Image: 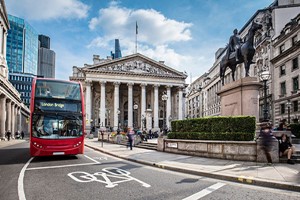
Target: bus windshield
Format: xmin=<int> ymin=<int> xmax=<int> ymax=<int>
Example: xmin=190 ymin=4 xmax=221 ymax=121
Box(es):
xmin=35 ymin=79 xmax=81 ymax=100
xmin=32 ymin=113 xmax=83 ymax=139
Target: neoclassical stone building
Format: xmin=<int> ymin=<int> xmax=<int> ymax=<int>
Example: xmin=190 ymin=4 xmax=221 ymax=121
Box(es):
xmin=70 ymin=53 xmax=187 ymax=131
xmin=0 ymin=0 xmax=30 ymax=140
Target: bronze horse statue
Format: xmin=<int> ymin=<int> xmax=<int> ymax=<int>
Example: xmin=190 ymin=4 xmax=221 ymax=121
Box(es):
xmin=220 ymin=22 xmax=262 ymax=85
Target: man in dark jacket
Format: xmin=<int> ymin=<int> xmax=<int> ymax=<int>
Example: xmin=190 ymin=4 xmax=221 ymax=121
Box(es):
xmin=6 ymin=130 xmax=11 ymax=141
xmin=260 ymin=122 xmax=273 ymax=164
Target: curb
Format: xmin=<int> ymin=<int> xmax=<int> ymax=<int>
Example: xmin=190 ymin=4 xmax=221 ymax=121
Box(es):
xmin=85 ymin=143 xmax=300 ymax=192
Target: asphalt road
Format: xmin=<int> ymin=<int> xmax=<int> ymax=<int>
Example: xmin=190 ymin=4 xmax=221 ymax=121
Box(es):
xmin=1 ymin=141 xmax=300 ymax=200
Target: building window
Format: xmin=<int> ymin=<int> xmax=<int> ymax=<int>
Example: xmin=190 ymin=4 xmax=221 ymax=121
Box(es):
xmin=280 ymin=82 xmax=286 ymax=95
xmin=279 ymin=44 xmax=285 ymax=54
xmin=280 ymin=65 xmax=286 ymax=76
xmin=280 ymin=103 xmax=285 ymax=114
xmin=293 ymin=100 xmax=298 ymax=112
xmin=292 ymin=57 xmax=299 ymax=70
xmin=292 ymin=35 xmax=297 ymax=46
xmin=293 ymin=76 xmax=299 ymax=91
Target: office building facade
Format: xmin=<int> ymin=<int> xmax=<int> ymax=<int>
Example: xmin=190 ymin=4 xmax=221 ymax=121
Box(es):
xmin=6 ymin=14 xmax=38 ymax=74
xmin=6 ymin=14 xmax=38 ymax=107
xmin=38 ymin=35 xmax=55 ymax=78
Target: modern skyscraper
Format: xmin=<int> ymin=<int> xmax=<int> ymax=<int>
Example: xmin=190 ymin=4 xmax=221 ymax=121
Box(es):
xmin=114 ymin=39 xmax=122 ymax=59
xmin=111 ymin=39 xmax=122 ymax=59
xmin=6 ymin=14 xmax=38 ymax=107
xmin=38 ymin=34 xmax=50 ymax=49
xmin=38 ymin=35 xmax=56 ymax=78
xmin=6 ymin=14 xmax=38 ymax=74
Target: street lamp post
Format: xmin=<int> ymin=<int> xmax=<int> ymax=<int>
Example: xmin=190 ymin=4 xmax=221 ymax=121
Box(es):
xmin=133 ymin=103 xmax=138 ymax=129
xmin=259 ymin=70 xmax=271 ymax=122
xmin=286 ymin=100 xmax=291 ymax=124
xmin=162 ymin=92 xmax=168 ymax=135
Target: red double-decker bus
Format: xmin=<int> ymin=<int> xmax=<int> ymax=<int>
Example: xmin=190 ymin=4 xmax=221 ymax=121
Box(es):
xmin=30 ymin=78 xmax=85 ymax=157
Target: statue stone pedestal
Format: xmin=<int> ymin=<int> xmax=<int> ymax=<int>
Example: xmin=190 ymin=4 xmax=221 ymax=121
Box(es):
xmin=217 ymin=77 xmax=261 ymax=121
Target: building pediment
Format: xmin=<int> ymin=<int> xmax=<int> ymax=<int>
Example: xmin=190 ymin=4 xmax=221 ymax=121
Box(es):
xmin=84 ymin=53 xmax=187 ymax=78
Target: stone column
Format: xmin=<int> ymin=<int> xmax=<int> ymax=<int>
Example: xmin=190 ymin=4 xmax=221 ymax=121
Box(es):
xmin=6 ymin=99 xmax=11 ymax=133
xmin=85 ymin=80 xmax=92 ymax=129
xmin=14 ymin=105 xmax=18 ymax=135
xmin=127 ymin=83 xmax=134 ymax=129
xmin=0 ymin=95 xmax=6 ymax=140
xmin=166 ymin=85 xmax=172 ymax=129
xmin=18 ymin=107 xmax=22 ymax=133
xmin=140 ymin=83 xmax=147 ymax=128
xmin=100 ymin=81 xmax=106 ymax=128
xmin=113 ymin=82 xmax=120 ymax=130
xmin=0 ymin=27 xmax=3 ymax=54
xmin=178 ymin=87 xmax=183 ymax=120
xmin=11 ymin=102 xmax=15 ymax=138
xmin=153 ymin=84 xmax=159 ymax=130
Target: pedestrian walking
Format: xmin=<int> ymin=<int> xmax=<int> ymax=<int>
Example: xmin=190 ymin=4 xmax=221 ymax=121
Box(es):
xmin=126 ymin=128 xmax=135 ymax=150
xmin=21 ymin=131 xmax=25 ymax=139
xmin=259 ymin=122 xmax=273 ymax=165
xmin=6 ymin=130 xmax=11 ymax=141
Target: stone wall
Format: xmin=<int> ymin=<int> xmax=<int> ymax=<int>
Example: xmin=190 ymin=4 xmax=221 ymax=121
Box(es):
xmin=157 ymin=137 xmax=279 ymax=162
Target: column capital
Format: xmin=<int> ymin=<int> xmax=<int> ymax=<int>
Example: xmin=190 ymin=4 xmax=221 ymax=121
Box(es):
xmin=85 ymin=80 xmax=92 ymax=84
xmin=177 ymin=85 xmax=185 ymax=91
xmin=113 ymin=81 xmax=120 ymax=86
xmin=0 ymin=93 xmax=6 ymax=99
xmin=6 ymin=98 xmax=11 ymax=103
xmin=140 ymin=83 xmax=147 ymax=87
xmin=153 ymin=84 xmax=160 ymax=88
xmin=99 ymin=81 xmax=107 ymax=85
xmin=127 ymin=82 xmax=134 ymax=86
xmin=165 ymin=85 xmax=172 ymax=89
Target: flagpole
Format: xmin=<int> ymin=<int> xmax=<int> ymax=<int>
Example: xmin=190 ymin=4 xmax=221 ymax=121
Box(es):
xmin=135 ymin=21 xmax=138 ymax=54
xmin=135 ymin=31 xmax=137 ymax=54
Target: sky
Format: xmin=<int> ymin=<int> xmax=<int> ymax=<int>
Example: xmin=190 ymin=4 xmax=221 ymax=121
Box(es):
xmin=6 ymin=0 xmax=274 ymax=84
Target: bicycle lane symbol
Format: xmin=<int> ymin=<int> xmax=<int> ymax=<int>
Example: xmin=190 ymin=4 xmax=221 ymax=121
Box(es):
xmin=68 ymin=167 xmax=151 ymax=188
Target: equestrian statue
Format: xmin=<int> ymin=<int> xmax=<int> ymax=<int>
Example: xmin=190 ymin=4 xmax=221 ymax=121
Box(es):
xmin=220 ymin=21 xmax=262 ymax=85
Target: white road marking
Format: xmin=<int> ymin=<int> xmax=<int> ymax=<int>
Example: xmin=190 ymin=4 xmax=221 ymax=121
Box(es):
xmin=84 ymin=155 xmax=101 ymax=163
xmin=92 ymin=156 xmax=108 ymax=161
xmin=68 ymin=167 xmax=151 ymax=188
xmin=18 ymin=157 xmax=34 ymax=200
xmin=26 ymin=162 xmax=100 ymax=171
xmin=182 ymin=182 xmax=226 ymax=200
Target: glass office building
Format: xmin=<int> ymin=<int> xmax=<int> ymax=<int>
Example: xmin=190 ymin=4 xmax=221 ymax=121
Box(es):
xmin=9 ymin=73 xmax=35 ymax=107
xmin=6 ymin=15 xmax=38 ymax=107
xmin=6 ymin=15 xmax=38 ymax=74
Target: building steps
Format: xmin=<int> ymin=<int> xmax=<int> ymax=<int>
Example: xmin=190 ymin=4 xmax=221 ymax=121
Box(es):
xmin=279 ymin=150 xmax=300 ymax=164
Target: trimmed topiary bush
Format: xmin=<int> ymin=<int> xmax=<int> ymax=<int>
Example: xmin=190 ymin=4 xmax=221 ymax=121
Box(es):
xmin=169 ymin=116 xmax=256 ymax=141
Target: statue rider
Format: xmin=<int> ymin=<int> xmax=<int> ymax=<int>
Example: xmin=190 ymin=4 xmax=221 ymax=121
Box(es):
xmin=228 ymin=29 xmax=242 ymax=62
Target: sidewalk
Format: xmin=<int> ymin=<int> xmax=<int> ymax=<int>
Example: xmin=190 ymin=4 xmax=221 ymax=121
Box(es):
xmin=0 ymin=139 xmax=27 ymax=148
xmin=85 ymin=138 xmax=300 ymax=192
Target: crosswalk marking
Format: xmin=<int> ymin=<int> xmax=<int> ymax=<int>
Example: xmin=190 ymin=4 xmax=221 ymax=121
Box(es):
xmin=182 ymin=182 xmax=226 ymax=200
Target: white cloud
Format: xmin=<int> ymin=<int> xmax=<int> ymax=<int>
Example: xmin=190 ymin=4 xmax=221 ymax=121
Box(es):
xmin=86 ymin=4 xmax=216 ymax=85
xmin=88 ymin=5 xmax=192 ymax=45
xmin=6 ymin=0 xmax=89 ymax=20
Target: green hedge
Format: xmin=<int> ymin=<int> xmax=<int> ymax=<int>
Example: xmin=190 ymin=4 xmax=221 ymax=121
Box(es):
xmin=167 ymin=132 xmax=255 ymax=141
xmin=169 ymin=116 xmax=256 ymax=141
xmin=171 ymin=116 xmax=255 ymax=134
xmin=290 ymin=123 xmax=300 ymax=138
